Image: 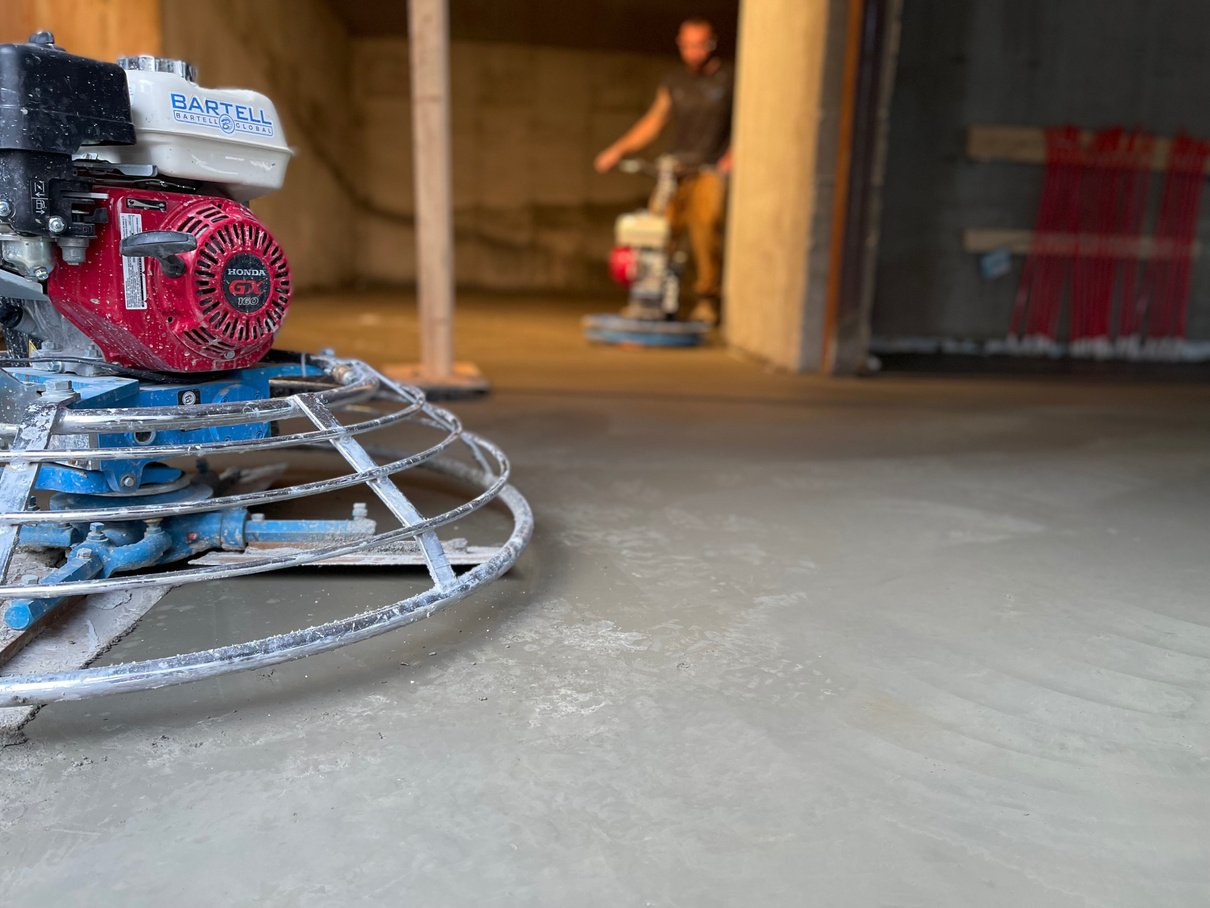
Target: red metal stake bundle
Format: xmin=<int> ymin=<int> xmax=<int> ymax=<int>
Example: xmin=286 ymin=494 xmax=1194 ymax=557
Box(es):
xmin=1071 ymin=128 xmax=1127 ymax=344
xmin=1010 ymin=125 xmax=1210 ymax=354
xmin=1012 ymin=126 xmax=1084 ymax=340
xmin=1140 ymin=134 xmax=1209 ymax=341
xmin=1171 ymin=138 xmax=1210 ymax=338
xmin=1115 ymin=130 xmax=1155 ymax=341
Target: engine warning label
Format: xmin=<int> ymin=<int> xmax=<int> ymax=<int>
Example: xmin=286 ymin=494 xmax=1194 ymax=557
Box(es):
xmin=30 ymin=179 xmax=49 ymax=217
xmin=222 ymin=253 xmax=271 ymax=314
xmin=118 ymin=212 xmax=147 ymax=310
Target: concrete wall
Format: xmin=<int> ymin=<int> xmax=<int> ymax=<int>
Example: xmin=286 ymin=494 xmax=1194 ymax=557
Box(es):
xmin=875 ymin=0 xmax=1210 ymax=341
xmin=354 ymin=38 xmax=672 ymax=292
xmin=336 ymin=0 xmax=740 ymax=58
xmin=723 ymin=0 xmax=849 ymax=372
xmin=162 ymin=0 xmax=358 ymax=291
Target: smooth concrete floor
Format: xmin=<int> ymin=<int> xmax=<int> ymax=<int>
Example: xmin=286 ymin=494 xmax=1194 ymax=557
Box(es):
xmin=4 ymin=292 xmax=1210 ymax=906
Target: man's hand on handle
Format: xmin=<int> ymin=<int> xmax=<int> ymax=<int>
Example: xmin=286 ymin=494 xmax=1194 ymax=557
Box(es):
xmin=594 ymin=146 xmax=624 ymax=174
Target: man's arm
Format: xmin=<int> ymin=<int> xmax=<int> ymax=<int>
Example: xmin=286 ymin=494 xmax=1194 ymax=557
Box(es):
xmin=594 ymin=87 xmax=672 ymax=173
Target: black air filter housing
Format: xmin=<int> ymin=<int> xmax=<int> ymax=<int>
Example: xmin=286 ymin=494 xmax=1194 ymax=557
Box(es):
xmin=0 ymin=33 xmax=135 ymax=236
xmin=0 ymin=34 xmax=134 ymax=152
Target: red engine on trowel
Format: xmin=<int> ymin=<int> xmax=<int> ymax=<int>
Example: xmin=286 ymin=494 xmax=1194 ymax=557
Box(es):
xmin=0 ymin=32 xmax=294 ymax=375
xmin=583 ymin=155 xmax=709 ymax=347
xmin=607 ymin=156 xmax=684 ymax=321
xmin=48 ymin=188 xmax=290 ymax=372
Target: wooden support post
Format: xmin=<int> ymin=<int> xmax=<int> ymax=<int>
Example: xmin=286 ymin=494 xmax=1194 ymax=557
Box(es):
xmin=386 ymin=0 xmax=485 ymax=396
xmin=409 ymin=0 xmax=453 ymax=379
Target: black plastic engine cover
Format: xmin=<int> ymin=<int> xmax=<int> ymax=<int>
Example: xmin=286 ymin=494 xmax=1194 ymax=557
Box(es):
xmin=0 ymin=38 xmax=134 ymax=153
xmin=0 ymin=35 xmax=134 ymax=236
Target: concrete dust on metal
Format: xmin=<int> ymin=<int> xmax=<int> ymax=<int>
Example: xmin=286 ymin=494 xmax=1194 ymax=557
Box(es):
xmin=3 ymin=293 xmax=1210 ymax=906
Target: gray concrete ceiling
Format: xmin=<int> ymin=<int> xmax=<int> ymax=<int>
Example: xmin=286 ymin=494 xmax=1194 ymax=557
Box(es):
xmin=328 ymin=0 xmax=740 ymax=56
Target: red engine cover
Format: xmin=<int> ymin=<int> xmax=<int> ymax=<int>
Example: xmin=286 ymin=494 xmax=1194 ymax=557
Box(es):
xmin=48 ymin=187 xmax=291 ymax=372
xmin=609 ymin=245 xmax=637 ymax=286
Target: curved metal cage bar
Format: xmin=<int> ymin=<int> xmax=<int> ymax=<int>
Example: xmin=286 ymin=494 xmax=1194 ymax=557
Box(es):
xmin=0 ymin=433 xmax=465 ymax=526
xmin=0 ymin=398 xmax=429 ymax=463
xmin=0 ymin=358 xmax=533 ymax=704
xmin=0 ymin=460 xmax=533 ymax=705
xmin=0 ymin=446 xmax=511 ymax=598
xmin=0 ymin=355 xmax=385 ymax=438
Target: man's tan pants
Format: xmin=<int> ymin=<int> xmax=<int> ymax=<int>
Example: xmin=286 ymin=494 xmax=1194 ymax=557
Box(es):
xmin=664 ymin=170 xmax=726 ymax=305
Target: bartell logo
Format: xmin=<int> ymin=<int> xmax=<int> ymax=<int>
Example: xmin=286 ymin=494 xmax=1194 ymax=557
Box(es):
xmin=169 ymin=93 xmax=275 ymax=138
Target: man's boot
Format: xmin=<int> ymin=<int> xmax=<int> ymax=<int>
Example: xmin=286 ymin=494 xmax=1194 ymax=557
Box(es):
xmin=689 ymin=297 xmax=719 ymax=326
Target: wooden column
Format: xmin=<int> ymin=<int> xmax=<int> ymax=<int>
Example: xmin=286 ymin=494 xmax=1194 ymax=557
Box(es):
xmin=387 ymin=0 xmax=485 ymax=394
xmin=409 ymin=0 xmax=453 ymax=378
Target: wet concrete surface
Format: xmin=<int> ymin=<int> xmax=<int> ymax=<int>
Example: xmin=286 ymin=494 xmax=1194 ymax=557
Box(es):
xmin=4 ymin=293 xmax=1210 ymax=905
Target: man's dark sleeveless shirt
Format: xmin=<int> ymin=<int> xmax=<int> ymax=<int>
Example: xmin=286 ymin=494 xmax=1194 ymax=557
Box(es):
xmin=661 ymin=60 xmax=734 ymax=167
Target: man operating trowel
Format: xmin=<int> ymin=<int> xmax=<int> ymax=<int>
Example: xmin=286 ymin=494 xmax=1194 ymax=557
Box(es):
xmin=594 ymin=17 xmax=734 ymax=327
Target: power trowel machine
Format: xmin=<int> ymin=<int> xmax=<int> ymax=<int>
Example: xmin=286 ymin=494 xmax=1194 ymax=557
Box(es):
xmin=0 ymin=33 xmax=530 ymax=714
xmin=582 ymin=155 xmax=711 ymax=347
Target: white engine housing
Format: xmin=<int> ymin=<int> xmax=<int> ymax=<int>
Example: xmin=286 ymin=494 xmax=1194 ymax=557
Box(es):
xmin=86 ymin=59 xmax=293 ymax=201
xmin=616 ymin=211 xmax=669 ymax=248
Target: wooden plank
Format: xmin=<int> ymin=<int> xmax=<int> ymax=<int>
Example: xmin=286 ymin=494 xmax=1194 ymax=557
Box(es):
xmin=966 ymin=125 xmax=1202 ymax=174
xmin=963 ymin=228 xmax=1201 ymax=259
xmin=966 ymin=126 xmax=1049 ymax=166
xmin=408 ymin=0 xmax=455 ymax=379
